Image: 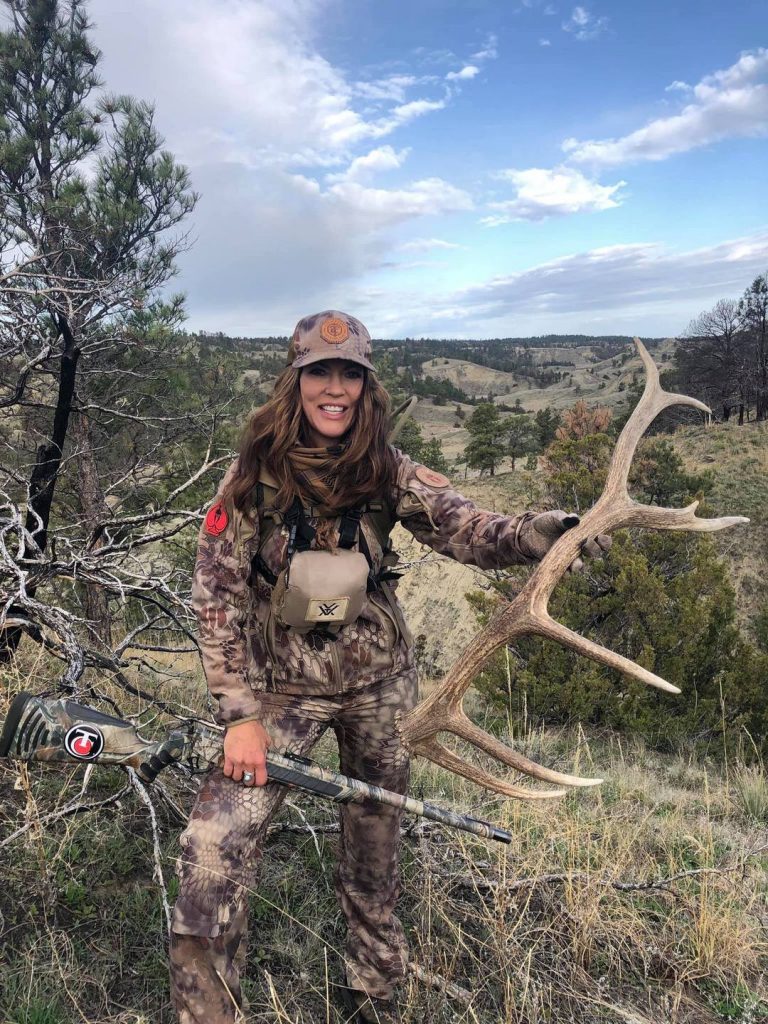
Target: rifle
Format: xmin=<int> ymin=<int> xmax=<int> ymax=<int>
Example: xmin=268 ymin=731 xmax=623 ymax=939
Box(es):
xmin=0 ymin=692 xmax=512 ymax=844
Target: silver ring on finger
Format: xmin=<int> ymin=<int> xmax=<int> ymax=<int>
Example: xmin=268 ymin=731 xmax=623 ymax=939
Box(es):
xmin=242 ymin=772 xmax=254 ymax=784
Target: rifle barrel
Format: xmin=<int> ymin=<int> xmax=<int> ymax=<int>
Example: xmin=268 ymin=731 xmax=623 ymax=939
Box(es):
xmin=0 ymin=693 xmax=513 ymax=844
xmin=266 ymin=750 xmax=512 ymax=844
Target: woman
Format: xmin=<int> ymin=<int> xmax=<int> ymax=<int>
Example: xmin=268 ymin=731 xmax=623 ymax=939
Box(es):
xmin=170 ymin=310 xmax=607 ymax=1023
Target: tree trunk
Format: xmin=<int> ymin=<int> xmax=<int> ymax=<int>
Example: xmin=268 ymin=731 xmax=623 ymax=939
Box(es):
xmin=24 ymin=317 xmax=80 ymax=550
xmin=72 ymin=412 xmax=113 ymax=649
xmin=0 ymin=317 xmax=80 ymax=660
xmin=738 ymin=404 xmax=744 ymax=426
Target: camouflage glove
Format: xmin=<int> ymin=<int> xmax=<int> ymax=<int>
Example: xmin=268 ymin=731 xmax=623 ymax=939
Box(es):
xmin=518 ymin=510 xmax=612 ymax=570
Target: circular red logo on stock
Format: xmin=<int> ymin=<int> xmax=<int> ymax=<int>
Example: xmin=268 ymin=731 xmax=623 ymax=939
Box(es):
xmin=205 ymin=502 xmax=229 ymax=536
xmin=64 ymin=725 xmax=105 ymax=760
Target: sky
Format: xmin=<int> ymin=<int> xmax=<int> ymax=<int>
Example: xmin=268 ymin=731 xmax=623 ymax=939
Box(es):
xmin=88 ymin=0 xmax=768 ymax=339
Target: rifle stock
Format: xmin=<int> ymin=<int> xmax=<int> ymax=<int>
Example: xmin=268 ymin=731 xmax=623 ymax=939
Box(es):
xmin=0 ymin=692 xmax=512 ymax=843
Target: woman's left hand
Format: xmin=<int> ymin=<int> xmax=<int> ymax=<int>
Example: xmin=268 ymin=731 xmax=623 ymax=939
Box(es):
xmin=520 ymin=510 xmax=612 ymax=570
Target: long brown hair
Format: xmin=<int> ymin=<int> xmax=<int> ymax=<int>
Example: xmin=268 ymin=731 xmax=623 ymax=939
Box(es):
xmin=225 ymin=365 xmax=397 ymax=513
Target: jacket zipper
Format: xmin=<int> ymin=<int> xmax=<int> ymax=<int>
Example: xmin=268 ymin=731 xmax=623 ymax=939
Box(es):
xmin=370 ymin=591 xmax=405 ymax=675
xmin=328 ymin=632 xmax=342 ymax=691
xmin=263 ymin=604 xmax=279 ymax=670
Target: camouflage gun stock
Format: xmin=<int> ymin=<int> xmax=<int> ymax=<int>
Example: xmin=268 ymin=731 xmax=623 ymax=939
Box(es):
xmin=0 ymin=692 xmax=512 ymax=844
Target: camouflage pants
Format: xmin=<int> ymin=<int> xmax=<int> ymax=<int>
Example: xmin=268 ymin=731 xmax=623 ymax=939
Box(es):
xmin=170 ymin=669 xmax=418 ymax=1023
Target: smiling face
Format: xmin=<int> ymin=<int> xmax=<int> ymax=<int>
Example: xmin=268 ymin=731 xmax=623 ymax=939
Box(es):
xmin=299 ymin=359 xmax=365 ymax=446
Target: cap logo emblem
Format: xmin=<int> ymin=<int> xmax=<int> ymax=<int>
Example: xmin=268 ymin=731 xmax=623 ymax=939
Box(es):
xmin=320 ymin=318 xmax=349 ymax=345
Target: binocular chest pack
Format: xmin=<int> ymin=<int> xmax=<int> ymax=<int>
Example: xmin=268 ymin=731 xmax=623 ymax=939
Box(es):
xmin=249 ymin=468 xmax=397 ymax=633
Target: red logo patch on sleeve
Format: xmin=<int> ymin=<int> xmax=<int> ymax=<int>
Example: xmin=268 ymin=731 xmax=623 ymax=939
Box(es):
xmin=205 ymin=501 xmax=229 ymax=536
xmin=415 ymin=465 xmax=450 ymax=489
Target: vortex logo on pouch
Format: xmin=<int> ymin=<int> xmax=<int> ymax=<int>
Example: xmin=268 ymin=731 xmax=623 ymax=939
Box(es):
xmin=64 ymin=724 xmax=105 ymax=760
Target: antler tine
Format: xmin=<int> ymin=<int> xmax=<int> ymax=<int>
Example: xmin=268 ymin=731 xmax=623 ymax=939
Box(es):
xmin=410 ymin=736 xmax=569 ymax=801
xmin=535 ymin=616 xmax=680 ymax=694
xmin=454 ymin=710 xmax=602 ymax=787
xmin=621 ymin=499 xmax=748 ymax=534
xmin=602 ymin=339 xmax=709 ymax=502
xmin=399 ymin=339 xmax=749 ymax=800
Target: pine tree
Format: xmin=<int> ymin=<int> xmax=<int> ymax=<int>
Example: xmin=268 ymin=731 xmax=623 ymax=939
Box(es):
xmin=421 ymin=437 xmax=448 ymax=474
xmin=395 ymin=417 xmax=425 ymax=462
xmin=464 ymin=402 xmax=506 ymax=476
xmin=0 ymin=0 xmax=197 ymax=647
xmin=534 ymin=407 xmax=560 ymax=448
xmin=506 ymin=413 xmax=535 ymax=470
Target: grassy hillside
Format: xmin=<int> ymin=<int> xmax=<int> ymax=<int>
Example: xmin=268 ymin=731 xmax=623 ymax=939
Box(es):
xmin=407 ymin=339 xmax=677 ymax=413
xmin=668 ymin=418 xmax=768 ymax=633
xmin=2 ymin=661 xmax=767 ymax=1024
xmin=3 ymin=336 xmax=768 ymax=1023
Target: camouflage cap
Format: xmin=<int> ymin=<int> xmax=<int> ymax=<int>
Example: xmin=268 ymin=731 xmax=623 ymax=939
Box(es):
xmin=287 ymin=310 xmax=375 ymax=372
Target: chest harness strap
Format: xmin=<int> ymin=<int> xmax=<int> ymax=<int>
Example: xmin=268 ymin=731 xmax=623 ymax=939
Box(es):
xmin=249 ymin=492 xmax=399 ymax=593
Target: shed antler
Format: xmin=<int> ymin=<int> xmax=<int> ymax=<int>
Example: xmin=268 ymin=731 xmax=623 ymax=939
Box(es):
xmin=398 ymin=340 xmax=749 ymax=800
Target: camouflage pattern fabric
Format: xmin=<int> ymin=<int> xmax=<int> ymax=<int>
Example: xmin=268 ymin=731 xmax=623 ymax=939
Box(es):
xmin=172 ymin=450 xmax=538 ymax=1021
xmin=190 ymin=449 xmax=535 ymax=721
xmin=171 ymin=674 xmax=416 ymax=1022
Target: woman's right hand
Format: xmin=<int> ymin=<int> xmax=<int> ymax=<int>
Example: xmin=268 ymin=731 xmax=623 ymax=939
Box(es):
xmin=223 ymin=720 xmax=272 ymax=786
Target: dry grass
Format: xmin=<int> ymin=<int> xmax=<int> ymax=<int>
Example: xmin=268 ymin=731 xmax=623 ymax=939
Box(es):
xmin=2 ymin=410 xmax=767 ymax=1021
xmin=732 ymin=764 xmax=768 ymax=824
xmin=1 ymin=652 xmax=767 ymax=1024
xmin=665 ymin=417 xmax=768 ymax=642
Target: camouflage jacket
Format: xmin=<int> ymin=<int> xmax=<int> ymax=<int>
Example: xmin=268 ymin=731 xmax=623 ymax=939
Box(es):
xmin=191 ymin=451 xmax=537 ymax=725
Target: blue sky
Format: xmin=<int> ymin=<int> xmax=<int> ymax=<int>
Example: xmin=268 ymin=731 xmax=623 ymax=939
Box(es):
xmin=91 ymin=0 xmax=767 ymax=338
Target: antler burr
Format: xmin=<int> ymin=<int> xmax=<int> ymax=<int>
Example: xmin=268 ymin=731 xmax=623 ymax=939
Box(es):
xmin=398 ymin=340 xmax=749 ymax=800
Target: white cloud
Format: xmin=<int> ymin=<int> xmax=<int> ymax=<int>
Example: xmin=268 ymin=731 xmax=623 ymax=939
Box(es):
xmin=442 ymin=232 xmax=768 ymax=324
xmin=93 ymin=0 xmax=453 ymax=170
xmin=471 ymin=34 xmax=499 ymax=62
xmin=353 ymin=75 xmax=432 ymax=103
xmin=411 ymin=46 xmax=456 ymax=66
xmin=517 ymin=0 xmax=555 ymax=10
xmin=565 ymin=48 xmax=768 ymax=167
xmin=325 ymin=146 xmax=409 ymax=185
xmin=399 ymin=238 xmax=463 ymax=252
xmin=562 ymin=5 xmax=609 ymax=41
xmin=391 ymin=259 xmax=451 ymax=271
xmin=446 ymin=65 xmax=480 ymax=81
xmin=85 ymin=0 xmax=476 ymax=335
xmin=325 ymin=178 xmax=473 ymax=222
xmin=372 ymin=231 xmax=768 ymax=338
xmin=382 ymin=98 xmax=445 ymax=127
xmin=482 ymin=166 xmax=626 ymax=223
xmin=539 ymin=38 xmax=552 ymax=47
xmin=289 ymin=168 xmax=471 ymax=228
xmin=170 ymin=161 xmax=472 ymax=334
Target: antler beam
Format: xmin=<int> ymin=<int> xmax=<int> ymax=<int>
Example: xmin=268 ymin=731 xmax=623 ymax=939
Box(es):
xmin=398 ymin=340 xmax=749 ymax=800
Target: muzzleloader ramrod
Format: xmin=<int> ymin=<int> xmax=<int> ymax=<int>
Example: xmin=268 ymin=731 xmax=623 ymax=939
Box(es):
xmin=0 ymin=691 xmax=512 ymax=844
